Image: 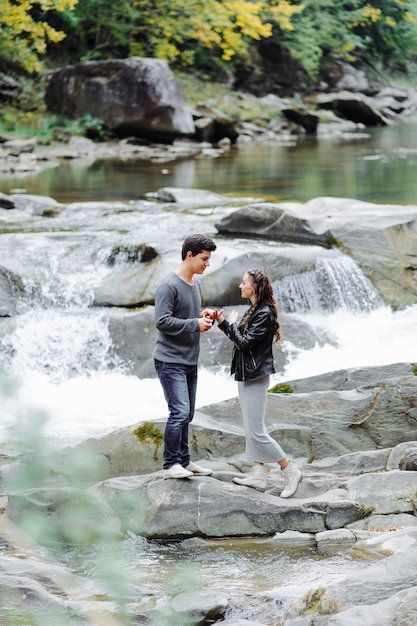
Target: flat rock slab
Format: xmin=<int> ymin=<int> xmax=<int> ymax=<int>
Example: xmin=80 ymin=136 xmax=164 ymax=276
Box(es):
xmin=89 ymin=473 xmax=360 ymax=539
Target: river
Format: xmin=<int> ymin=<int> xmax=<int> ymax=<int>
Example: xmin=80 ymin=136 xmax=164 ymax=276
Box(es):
xmin=1 ymin=121 xmax=417 ymax=624
xmin=1 ymin=122 xmax=417 ymax=204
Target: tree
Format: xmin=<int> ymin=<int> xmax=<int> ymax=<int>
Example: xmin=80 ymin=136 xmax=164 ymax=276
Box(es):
xmin=130 ymin=0 xmax=302 ymax=72
xmin=0 ymin=0 xmax=78 ymax=73
xmin=348 ymin=0 xmax=417 ymax=65
xmin=275 ymin=0 xmax=417 ymax=79
xmin=57 ymin=0 xmax=141 ymax=61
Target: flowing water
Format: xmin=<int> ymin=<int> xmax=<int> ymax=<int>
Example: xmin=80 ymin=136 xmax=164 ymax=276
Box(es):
xmin=1 ymin=121 xmax=417 ymax=624
xmin=58 ymin=536 xmax=378 ymax=625
xmin=2 ymin=122 xmax=417 ymax=204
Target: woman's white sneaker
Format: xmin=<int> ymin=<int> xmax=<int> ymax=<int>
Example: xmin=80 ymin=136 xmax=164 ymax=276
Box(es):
xmin=280 ymin=461 xmax=303 ymax=498
xmin=233 ymin=463 xmax=269 ymax=492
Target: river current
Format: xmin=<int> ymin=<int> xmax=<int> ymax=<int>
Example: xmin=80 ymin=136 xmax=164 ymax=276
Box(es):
xmin=1 ymin=122 xmax=417 ymax=624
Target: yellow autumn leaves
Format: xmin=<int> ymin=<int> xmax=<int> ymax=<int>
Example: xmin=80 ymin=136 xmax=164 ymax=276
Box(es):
xmin=350 ymin=1 xmax=416 ymax=28
xmin=0 ymin=0 xmax=415 ymax=74
xmin=130 ymin=0 xmax=302 ymax=64
xmin=0 ymin=0 xmax=78 ymax=72
xmin=1 ymin=0 xmax=303 ymax=72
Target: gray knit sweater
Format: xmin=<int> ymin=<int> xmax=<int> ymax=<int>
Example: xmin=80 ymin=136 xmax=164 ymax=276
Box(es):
xmin=153 ymin=273 xmax=202 ymax=365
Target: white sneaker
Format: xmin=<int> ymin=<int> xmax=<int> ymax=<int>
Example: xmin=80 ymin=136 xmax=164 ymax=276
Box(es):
xmin=280 ymin=461 xmax=303 ymax=498
xmin=185 ymin=461 xmax=213 ymax=476
xmin=233 ymin=464 xmax=269 ymax=492
xmin=163 ymin=463 xmax=193 ymax=479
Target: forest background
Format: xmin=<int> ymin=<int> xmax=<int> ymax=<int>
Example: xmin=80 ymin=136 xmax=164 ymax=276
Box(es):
xmin=1 ymin=0 xmax=417 ymax=139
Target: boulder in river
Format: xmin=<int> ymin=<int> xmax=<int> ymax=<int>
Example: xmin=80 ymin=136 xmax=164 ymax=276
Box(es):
xmin=45 ymin=57 xmax=195 ymax=142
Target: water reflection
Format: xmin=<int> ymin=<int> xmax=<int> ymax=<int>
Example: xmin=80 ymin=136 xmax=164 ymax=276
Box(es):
xmin=1 ymin=122 xmax=417 ymax=204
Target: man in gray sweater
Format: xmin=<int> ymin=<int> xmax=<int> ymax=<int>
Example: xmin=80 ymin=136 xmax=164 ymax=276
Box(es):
xmin=154 ymin=233 xmax=217 ymax=478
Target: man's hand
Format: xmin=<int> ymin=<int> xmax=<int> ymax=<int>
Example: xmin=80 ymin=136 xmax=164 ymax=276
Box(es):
xmin=198 ymin=316 xmax=213 ymax=332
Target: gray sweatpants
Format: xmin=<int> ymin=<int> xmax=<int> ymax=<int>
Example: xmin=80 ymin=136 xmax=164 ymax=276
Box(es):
xmin=238 ymin=376 xmax=286 ymax=463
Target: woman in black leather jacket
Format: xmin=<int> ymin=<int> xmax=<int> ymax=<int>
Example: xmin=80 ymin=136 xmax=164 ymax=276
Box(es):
xmin=215 ymin=268 xmax=302 ymax=497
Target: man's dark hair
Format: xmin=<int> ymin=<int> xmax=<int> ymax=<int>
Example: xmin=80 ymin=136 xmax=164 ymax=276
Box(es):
xmin=181 ymin=234 xmax=217 ymax=260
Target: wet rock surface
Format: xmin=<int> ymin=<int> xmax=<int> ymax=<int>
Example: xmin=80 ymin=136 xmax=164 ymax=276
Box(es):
xmin=2 ymin=365 xmax=417 ymax=624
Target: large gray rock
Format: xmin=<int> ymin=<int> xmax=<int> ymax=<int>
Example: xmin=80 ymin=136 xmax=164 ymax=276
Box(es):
xmin=88 ymin=474 xmax=359 ymax=538
xmin=283 ymin=362 xmax=414 ymax=393
xmin=146 ymin=187 xmax=234 ymax=205
xmin=168 ymin=589 xmax=230 ymax=624
xmin=0 ymin=264 xmax=26 ymax=316
xmin=105 ymin=306 xmax=157 ymax=377
xmin=386 ymin=219 xmax=417 ymax=264
xmin=195 ymin=374 xmax=417 ymax=461
xmin=2 ymin=137 xmax=37 ymax=156
xmin=0 ymin=192 xmax=15 ymax=209
xmin=94 ymin=255 xmax=164 ymax=308
xmin=313 ymin=91 xmax=389 ymax=126
xmin=215 ymin=203 xmax=333 ymax=246
xmin=94 ymin=243 xmax=348 ymax=309
xmin=7 ymin=454 xmax=416 ymax=541
xmin=43 ymin=370 xmax=417 ymax=488
xmin=283 ymin=528 xmax=417 ymax=624
xmin=346 ymin=471 xmax=417 ymax=514
xmin=9 ymin=193 xmax=62 ymax=216
xmin=322 ymin=587 xmax=417 ymax=626
xmin=45 ymin=58 xmax=195 ymax=141
xmin=213 ymin=196 xmax=417 ymax=308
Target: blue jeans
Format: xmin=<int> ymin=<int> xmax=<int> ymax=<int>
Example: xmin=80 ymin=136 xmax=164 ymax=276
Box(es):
xmin=154 ymin=359 xmax=198 ymax=469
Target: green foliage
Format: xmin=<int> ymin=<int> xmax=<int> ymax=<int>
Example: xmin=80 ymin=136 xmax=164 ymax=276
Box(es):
xmin=0 ymin=102 xmax=106 ymax=142
xmin=269 ymin=382 xmax=294 ymax=394
xmin=2 ymin=0 xmax=417 ymax=90
xmin=325 ymin=235 xmax=344 ymax=248
xmin=132 ymin=422 xmax=164 ymax=461
xmin=132 ymin=422 xmax=164 ymax=446
xmin=352 ymin=503 xmax=376 ymax=521
xmin=276 ymin=0 xmax=417 ymax=78
xmin=0 ymin=0 xmax=78 ymax=73
xmin=68 ymin=113 xmax=107 ymax=138
xmin=411 ymin=363 xmax=417 ymax=376
xmin=57 ymin=0 xmax=141 ymax=61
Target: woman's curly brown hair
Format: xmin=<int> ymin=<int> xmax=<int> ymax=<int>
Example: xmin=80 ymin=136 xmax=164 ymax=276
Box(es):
xmin=243 ymin=268 xmax=281 ymax=341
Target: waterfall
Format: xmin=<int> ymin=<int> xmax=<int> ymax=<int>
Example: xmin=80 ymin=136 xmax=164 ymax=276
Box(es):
xmin=274 ymin=256 xmax=383 ymax=314
xmin=0 ymin=226 xmax=414 ymax=444
xmin=0 ymin=309 xmax=119 ymax=383
xmin=0 ymin=236 xmax=120 ymax=382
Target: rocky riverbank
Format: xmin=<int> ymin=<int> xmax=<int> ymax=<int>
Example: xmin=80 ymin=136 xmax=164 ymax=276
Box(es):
xmin=1 ymin=57 xmax=417 ymax=179
xmin=1 ymin=180 xmax=417 ymax=622
xmin=1 ymin=362 xmax=417 ymax=625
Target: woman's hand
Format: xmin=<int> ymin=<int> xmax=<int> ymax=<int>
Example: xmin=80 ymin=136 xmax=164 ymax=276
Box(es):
xmin=203 ymin=308 xmax=225 ymax=324
xmin=213 ymin=308 xmax=225 ymax=324
xmin=228 ymin=310 xmax=238 ymax=324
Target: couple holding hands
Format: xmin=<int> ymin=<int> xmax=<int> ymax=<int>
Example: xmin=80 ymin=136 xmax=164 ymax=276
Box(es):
xmin=153 ymin=233 xmax=302 ymax=498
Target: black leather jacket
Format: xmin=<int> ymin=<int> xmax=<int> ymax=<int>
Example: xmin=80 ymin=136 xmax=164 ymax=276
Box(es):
xmin=218 ymin=304 xmax=276 ymax=381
